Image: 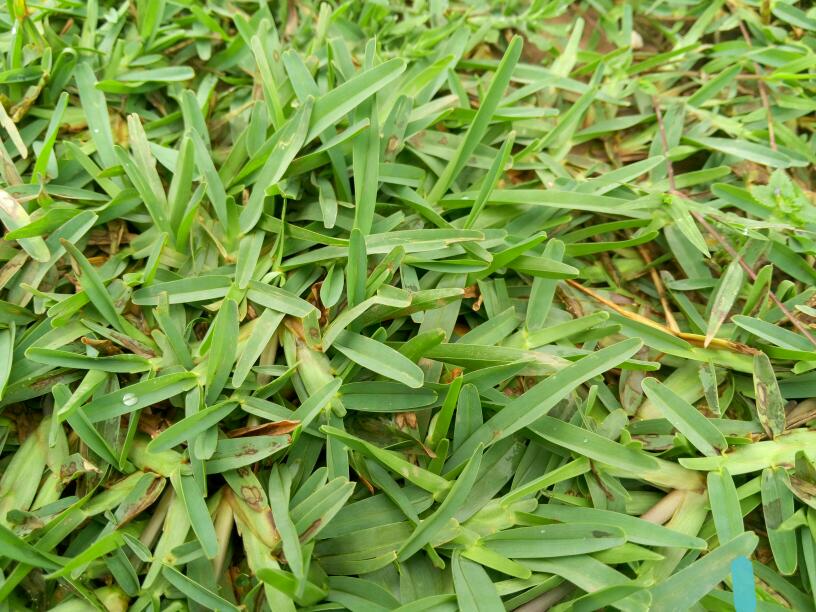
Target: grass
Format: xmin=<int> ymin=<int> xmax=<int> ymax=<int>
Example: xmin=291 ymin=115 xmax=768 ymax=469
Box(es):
xmin=1 ymin=0 xmax=816 ymax=610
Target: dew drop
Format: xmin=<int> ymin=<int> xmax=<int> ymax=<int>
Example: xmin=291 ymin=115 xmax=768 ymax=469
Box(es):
xmin=123 ymin=393 xmax=138 ymax=407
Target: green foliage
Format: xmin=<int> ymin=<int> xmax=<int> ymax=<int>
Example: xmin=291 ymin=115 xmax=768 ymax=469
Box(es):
xmin=0 ymin=1 xmax=815 ymax=610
